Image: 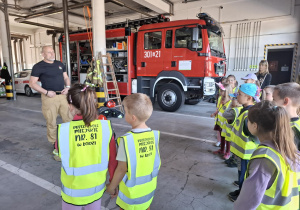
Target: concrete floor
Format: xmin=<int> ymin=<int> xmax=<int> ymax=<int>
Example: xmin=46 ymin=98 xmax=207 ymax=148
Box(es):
xmin=0 ymin=94 xmax=237 ymax=210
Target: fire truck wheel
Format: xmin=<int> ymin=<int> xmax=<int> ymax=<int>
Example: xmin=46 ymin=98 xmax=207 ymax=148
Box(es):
xmin=157 ymin=83 xmax=184 ymax=112
xmin=25 ymin=86 xmax=33 ymax=97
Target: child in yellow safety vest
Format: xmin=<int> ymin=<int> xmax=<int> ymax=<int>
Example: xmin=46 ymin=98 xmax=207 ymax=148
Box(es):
xmin=212 ymin=83 xmax=233 ymax=160
xmin=227 ymin=74 xmax=239 ymax=94
xmin=273 ymin=82 xmax=300 ymax=151
xmin=107 ymin=93 xmax=161 ymax=210
xmin=223 ymin=98 xmax=242 ymax=168
xmin=227 ymin=83 xmax=261 ymax=202
xmin=214 ymin=77 xmax=228 ymax=147
xmin=235 ymin=101 xmax=300 ymax=209
xmin=57 ymin=84 xmax=118 ymax=210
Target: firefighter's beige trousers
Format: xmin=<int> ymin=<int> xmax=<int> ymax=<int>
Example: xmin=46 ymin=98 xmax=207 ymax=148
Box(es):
xmin=41 ymin=94 xmax=73 ymax=144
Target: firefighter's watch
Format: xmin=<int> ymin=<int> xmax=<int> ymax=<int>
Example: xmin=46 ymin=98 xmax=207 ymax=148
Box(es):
xmin=66 ymin=86 xmax=70 ymax=88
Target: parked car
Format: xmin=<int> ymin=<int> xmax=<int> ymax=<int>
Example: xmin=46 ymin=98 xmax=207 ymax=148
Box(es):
xmin=14 ymin=70 xmax=41 ymax=97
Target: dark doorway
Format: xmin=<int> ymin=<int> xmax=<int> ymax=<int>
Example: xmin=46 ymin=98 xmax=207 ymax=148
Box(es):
xmin=267 ymin=48 xmax=294 ymax=85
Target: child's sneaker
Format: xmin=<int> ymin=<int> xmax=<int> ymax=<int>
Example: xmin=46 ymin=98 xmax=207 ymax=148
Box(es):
xmin=53 ymin=155 xmax=61 ymax=162
xmin=214 ymin=141 xmax=221 ymax=147
xmin=233 ymin=181 xmax=239 ymax=187
xmin=227 ymin=161 xmax=237 ymax=168
xmin=212 ymin=149 xmax=225 ymax=155
xmin=53 ymin=149 xmax=61 ymax=162
xmin=223 ymin=153 xmax=231 ymax=160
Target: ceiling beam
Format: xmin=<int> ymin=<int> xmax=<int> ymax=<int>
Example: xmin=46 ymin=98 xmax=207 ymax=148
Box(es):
xmin=131 ymin=0 xmax=170 ymax=14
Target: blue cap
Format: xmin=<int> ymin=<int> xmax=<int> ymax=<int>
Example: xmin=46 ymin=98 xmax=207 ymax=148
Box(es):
xmin=239 ymin=83 xmax=257 ymax=97
xmin=232 ymin=83 xmax=260 ymax=102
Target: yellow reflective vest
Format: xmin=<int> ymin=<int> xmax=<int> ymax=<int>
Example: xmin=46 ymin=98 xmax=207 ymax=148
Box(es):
xmin=291 ymin=118 xmax=300 ymax=150
xmin=217 ymin=100 xmax=231 ymax=136
xmin=58 ymin=119 xmax=113 ymax=205
xmin=230 ymin=110 xmax=259 ymax=160
xmin=224 ymin=106 xmax=242 ymax=142
xmin=246 ymin=145 xmax=299 ymax=209
xmin=116 ymin=130 xmax=161 ymax=210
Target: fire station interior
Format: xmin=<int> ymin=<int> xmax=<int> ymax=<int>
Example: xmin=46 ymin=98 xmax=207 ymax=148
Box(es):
xmin=0 ymin=0 xmax=299 ymax=209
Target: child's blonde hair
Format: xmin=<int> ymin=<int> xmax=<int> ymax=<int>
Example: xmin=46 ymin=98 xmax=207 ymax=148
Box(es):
xmin=123 ymin=93 xmax=153 ymax=122
xmin=274 ymin=82 xmax=300 ymax=106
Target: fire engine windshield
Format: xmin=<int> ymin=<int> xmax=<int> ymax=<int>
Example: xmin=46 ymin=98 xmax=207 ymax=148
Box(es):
xmin=207 ymin=29 xmax=224 ymax=58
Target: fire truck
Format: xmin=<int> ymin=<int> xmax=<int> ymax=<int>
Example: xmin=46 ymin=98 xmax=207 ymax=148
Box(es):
xmin=59 ymin=13 xmax=226 ymax=112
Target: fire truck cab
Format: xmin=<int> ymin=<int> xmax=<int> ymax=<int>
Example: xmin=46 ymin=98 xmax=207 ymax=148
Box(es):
xmin=60 ymin=13 xmax=226 ymax=112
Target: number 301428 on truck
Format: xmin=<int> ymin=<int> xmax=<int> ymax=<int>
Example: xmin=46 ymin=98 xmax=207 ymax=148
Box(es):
xmin=59 ymin=13 xmax=226 ymax=112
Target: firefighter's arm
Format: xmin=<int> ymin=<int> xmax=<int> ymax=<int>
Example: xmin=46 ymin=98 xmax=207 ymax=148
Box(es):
xmin=106 ymin=161 xmax=127 ymax=197
xmin=61 ymin=72 xmax=70 ymax=95
xmin=29 ymin=76 xmax=47 ymax=95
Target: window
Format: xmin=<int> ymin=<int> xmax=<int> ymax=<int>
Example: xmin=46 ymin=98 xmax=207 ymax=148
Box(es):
xmin=175 ymin=27 xmax=202 ymax=50
xmin=14 ymin=73 xmax=21 ymax=78
xmin=144 ymin=31 xmax=162 ymax=50
xmin=207 ymin=29 xmax=224 ymax=57
xmin=175 ymin=27 xmax=192 ymax=48
xmin=165 ymin=30 xmax=173 ymax=48
xmin=20 ymin=72 xmax=28 ymax=78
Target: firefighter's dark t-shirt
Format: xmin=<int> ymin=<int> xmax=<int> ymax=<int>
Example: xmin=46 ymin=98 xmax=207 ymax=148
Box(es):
xmin=31 ymin=60 xmax=66 ymax=91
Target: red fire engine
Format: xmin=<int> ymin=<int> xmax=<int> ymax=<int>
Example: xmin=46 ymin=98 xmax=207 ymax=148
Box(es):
xmin=59 ymin=13 xmax=226 ymax=112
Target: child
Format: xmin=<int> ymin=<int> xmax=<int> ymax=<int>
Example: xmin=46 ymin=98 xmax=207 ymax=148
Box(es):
xmin=223 ymin=98 xmax=242 ymax=168
xmin=106 ymin=93 xmax=161 ymax=210
xmin=234 ymin=101 xmax=300 ymax=209
xmin=262 ymin=85 xmax=275 ymax=101
xmin=227 ymin=75 xmax=238 ymax=94
xmin=228 ymin=83 xmax=260 ymax=202
xmin=212 ymin=84 xmax=233 ymax=159
xmin=273 ymin=82 xmax=300 ymax=150
xmin=57 ymin=84 xmax=117 ymax=209
xmin=214 ymin=77 xmax=228 ymax=146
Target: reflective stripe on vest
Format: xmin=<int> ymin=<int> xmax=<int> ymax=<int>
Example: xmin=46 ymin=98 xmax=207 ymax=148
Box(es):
xmin=217 ymin=100 xmax=231 ymax=130
xmin=58 ymin=120 xmax=112 ymax=205
xmin=230 ymin=111 xmax=258 ymax=159
xmin=117 ymin=130 xmax=161 ymax=208
xmin=291 ymin=119 xmax=300 ymax=131
xmin=247 ymin=146 xmax=299 ymax=208
xmin=225 ymin=106 xmax=242 ymax=141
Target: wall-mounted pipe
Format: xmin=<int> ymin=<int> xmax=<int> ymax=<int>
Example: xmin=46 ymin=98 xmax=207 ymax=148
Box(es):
xmin=251 ymin=22 xmax=257 ymax=71
xmin=242 ymin=23 xmax=247 ymax=70
xmin=234 ymin=24 xmax=238 ymax=70
xmin=245 ymin=22 xmax=251 ymax=71
xmin=238 ymin=23 xmax=244 ymax=70
xmin=255 ymin=21 xmax=262 ymax=68
xmin=237 ymin=23 xmax=241 ymax=70
xmin=236 ymin=24 xmax=240 ymax=70
xmin=227 ymin=24 xmax=232 ymax=71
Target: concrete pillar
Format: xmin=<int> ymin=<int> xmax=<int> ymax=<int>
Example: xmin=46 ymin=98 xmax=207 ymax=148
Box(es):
xmin=13 ymin=39 xmax=19 ymax=72
xmin=0 ymin=0 xmax=16 ymax=100
xmin=62 ymin=0 xmax=71 ymax=77
xmin=19 ymin=39 xmax=24 ymax=70
xmin=92 ymin=0 xmax=106 ymax=60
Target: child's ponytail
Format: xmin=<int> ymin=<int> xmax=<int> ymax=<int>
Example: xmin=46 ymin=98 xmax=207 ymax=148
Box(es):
xmin=67 ymin=84 xmax=98 ymax=127
xmin=273 ymin=106 xmax=298 ymax=166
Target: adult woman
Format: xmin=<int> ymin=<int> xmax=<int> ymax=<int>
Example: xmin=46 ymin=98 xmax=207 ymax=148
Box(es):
xmin=256 ymin=60 xmax=272 ymax=89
